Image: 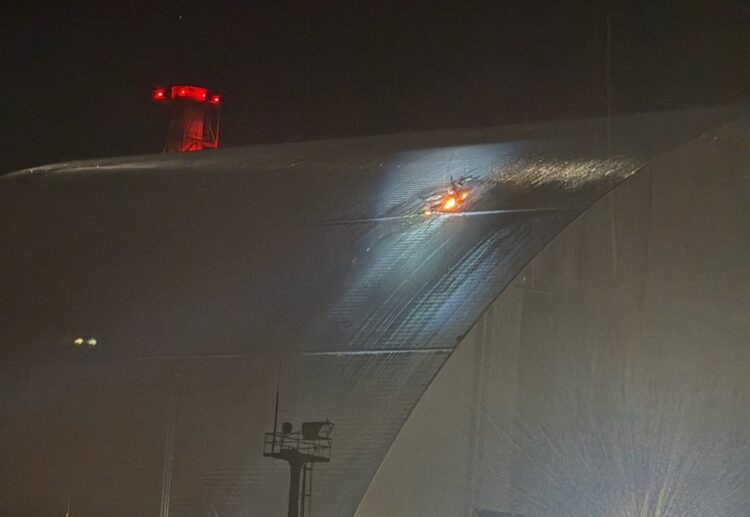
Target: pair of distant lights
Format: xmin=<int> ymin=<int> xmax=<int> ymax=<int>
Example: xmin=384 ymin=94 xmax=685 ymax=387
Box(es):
xmin=73 ymin=337 xmax=97 ymax=347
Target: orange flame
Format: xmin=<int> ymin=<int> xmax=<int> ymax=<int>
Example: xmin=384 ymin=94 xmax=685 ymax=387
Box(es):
xmin=442 ymin=196 xmax=457 ymax=211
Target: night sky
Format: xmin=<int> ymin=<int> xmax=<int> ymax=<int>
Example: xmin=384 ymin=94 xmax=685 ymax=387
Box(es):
xmin=2 ymin=1 xmax=748 ymax=174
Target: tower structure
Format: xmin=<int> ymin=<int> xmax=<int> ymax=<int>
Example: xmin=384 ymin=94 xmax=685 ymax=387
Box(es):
xmin=264 ymin=385 xmax=333 ymax=517
xmin=152 ymin=85 xmax=221 ymax=152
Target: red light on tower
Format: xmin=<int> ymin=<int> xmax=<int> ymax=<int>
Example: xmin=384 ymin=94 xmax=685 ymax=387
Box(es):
xmin=171 ymin=85 xmax=208 ymax=102
xmin=152 ymin=84 xmax=222 ymax=152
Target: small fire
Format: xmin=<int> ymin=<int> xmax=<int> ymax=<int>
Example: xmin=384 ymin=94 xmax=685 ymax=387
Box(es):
xmin=442 ymin=196 xmax=458 ymax=211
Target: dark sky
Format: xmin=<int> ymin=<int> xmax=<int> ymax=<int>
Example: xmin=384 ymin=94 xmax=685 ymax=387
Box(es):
xmin=1 ymin=0 xmax=749 ymax=174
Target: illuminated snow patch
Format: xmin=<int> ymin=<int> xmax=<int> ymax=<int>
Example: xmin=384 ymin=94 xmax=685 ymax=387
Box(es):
xmin=495 ymin=156 xmax=643 ymax=189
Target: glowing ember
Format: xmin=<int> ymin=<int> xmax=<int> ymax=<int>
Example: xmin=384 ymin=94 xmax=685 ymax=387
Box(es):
xmin=442 ymin=196 xmax=457 ymax=211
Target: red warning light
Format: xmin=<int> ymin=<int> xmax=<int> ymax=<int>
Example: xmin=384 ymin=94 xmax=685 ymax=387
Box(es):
xmin=209 ymin=94 xmax=221 ymax=105
xmin=152 ymin=87 xmax=166 ymax=101
xmin=171 ymin=85 xmax=208 ymax=102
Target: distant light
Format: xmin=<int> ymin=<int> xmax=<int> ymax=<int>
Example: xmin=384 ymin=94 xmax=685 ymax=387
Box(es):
xmin=152 ymin=87 xmax=166 ymax=101
xmin=178 ymin=88 xmax=187 ymax=96
xmin=72 ymin=337 xmax=97 ymax=347
xmin=442 ymin=196 xmax=457 ymax=211
xmin=209 ymin=94 xmax=221 ymax=104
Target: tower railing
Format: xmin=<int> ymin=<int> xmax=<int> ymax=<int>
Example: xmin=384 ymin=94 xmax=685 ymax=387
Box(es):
xmin=263 ymin=430 xmax=332 ymax=463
